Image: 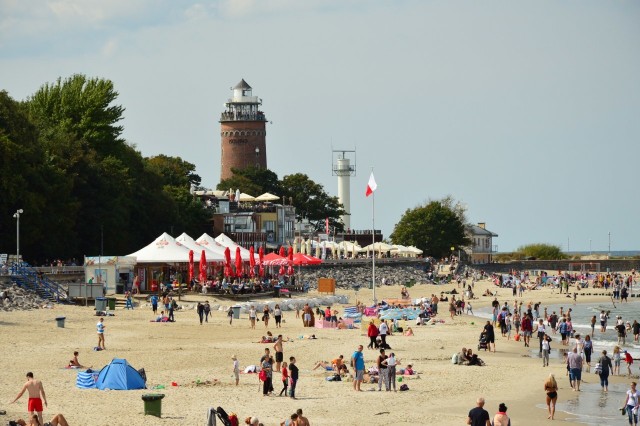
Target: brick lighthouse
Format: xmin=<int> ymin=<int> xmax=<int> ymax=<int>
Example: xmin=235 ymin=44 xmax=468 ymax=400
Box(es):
xmin=219 ymin=79 xmax=268 ymax=181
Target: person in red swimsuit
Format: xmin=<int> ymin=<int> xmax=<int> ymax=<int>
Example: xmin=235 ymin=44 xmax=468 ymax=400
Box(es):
xmin=11 ymin=372 xmax=48 ymax=426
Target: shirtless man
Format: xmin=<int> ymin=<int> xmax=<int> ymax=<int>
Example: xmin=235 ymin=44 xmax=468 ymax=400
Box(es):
xmin=303 ymin=304 xmax=312 ymax=327
xmin=296 ymin=408 xmax=310 ymax=426
xmin=11 ymin=372 xmax=47 ymax=425
xmin=274 ymin=335 xmax=284 ymax=373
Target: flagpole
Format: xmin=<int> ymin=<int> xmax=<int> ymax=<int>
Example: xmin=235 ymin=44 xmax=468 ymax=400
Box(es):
xmin=372 ymin=178 xmax=376 ymax=305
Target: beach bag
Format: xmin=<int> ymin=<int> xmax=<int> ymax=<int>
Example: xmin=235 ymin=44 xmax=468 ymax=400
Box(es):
xmin=594 ymin=363 xmax=602 ymax=374
xmin=258 ymin=370 xmax=267 ymax=382
xmin=400 ymin=384 xmax=409 ymax=391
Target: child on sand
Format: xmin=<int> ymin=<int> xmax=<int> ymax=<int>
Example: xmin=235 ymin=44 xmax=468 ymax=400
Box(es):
xmin=232 ymin=355 xmax=239 ymax=386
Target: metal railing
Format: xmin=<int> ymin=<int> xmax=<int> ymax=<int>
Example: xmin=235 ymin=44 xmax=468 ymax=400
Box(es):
xmin=9 ymin=263 xmax=71 ymax=303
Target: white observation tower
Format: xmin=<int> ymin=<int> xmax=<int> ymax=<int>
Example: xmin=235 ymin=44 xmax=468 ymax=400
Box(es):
xmin=332 ymin=150 xmax=356 ymax=230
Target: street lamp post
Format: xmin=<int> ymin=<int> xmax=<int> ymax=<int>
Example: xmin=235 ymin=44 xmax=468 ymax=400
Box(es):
xmin=608 ymin=232 xmax=611 ymax=258
xmin=13 ymin=209 xmax=24 ymax=265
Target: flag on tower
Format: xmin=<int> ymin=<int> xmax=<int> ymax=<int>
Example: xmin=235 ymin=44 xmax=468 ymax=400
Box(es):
xmin=365 ymin=172 xmax=377 ymax=197
xmin=325 ymin=217 xmax=329 ymax=235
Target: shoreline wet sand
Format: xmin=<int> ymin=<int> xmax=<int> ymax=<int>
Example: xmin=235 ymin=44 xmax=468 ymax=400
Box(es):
xmin=0 ymin=276 xmax=636 ymax=425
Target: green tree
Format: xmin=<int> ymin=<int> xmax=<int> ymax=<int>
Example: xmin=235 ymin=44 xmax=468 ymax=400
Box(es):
xmin=145 ymin=155 xmax=209 ymax=238
xmin=390 ymin=198 xmax=471 ymax=258
xmin=280 ymin=173 xmax=345 ymax=232
xmin=217 ymin=166 xmax=282 ymax=197
xmin=516 ymin=244 xmax=566 ymax=260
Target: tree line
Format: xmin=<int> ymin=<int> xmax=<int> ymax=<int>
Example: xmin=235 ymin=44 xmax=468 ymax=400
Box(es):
xmin=0 ymin=75 xmax=208 ymax=263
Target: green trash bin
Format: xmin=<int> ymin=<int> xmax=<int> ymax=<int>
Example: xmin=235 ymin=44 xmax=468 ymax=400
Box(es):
xmin=55 ymin=317 xmax=66 ymax=328
xmin=107 ymin=297 xmax=116 ymax=311
xmin=95 ymin=297 xmax=107 ymax=312
xmin=232 ymin=305 xmax=241 ymax=319
xmin=142 ymin=393 xmax=165 ymax=417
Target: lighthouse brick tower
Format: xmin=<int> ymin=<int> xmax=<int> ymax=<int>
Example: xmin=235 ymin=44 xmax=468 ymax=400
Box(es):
xmin=219 ymin=79 xmax=267 ymax=181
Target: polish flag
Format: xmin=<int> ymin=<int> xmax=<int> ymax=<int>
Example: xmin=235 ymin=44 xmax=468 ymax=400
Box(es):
xmin=365 ymin=172 xmax=377 ymax=197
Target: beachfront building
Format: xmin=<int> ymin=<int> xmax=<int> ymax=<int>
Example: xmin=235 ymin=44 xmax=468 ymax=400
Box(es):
xmin=466 ymin=222 xmax=498 ymax=264
xmin=195 ymin=191 xmax=295 ymax=249
xmin=219 ymin=79 xmax=268 ymax=180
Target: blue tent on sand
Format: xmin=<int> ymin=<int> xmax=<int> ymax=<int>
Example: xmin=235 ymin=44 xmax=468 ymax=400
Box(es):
xmin=94 ymin=358 xmax=146 ymax=390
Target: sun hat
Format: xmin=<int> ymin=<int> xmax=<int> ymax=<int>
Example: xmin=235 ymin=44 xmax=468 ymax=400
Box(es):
xmin=231 ymin=354 xmax=237 ymax=360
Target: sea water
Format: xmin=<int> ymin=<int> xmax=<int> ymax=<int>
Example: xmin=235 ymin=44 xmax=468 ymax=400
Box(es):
xmin=477 ymin=299 xmax=640 ymax=425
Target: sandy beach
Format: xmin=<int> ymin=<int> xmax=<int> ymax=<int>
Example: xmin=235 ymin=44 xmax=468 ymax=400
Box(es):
xmin=0 ymin=276 xmax=634 ymax=425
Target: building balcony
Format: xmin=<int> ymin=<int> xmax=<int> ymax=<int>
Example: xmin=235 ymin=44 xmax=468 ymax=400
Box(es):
xmin=470 ymin=247 xmax=496 ymax=254
xmin=220 ymin=111 xmax=267 ymax=122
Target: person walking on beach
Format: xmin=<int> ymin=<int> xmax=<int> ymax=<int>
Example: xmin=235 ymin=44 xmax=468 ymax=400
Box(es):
xmin=492 ymin=403 xmax=510 ymax=426
xmin=583 ymin=335 xmax=593 ymax=372
xmin=274 ymin=304 xmax=282 ymax=328
xmin=542 ymin=334 xmax=551 ymax=367
xmin=378 ymin=320 xmax=389 ymax=348
xmin=521 ymin=314 xmax=532 ymax=348
xmin=150 ymin=294 xmax=158 ymax=314
xmin=302 ymin=304 xmax=311 ymax=327
xmin=466 ymin=397 xmax=490 ymax=426
xmin=227 ymin=306 xmax=233 ymax=325
xmin=351 ymin=344 xmax=365 ymax=391
xmin=96 ymin=318 xmax=106 ymax=350
xmin=535 ymin=319 xmax=546 ymax=353
xmin=600 ymin=310 xmax=608 ymax=333
xmin=567 ymin=347 xmax=583 ymax=391
xmin=262 ymin=305 xmax=271 ymax=328
xmin=625 ymin=350 xmax=634 ymax=377
xmin=204 ymin=301 xmax=211 ymax=322
xmin=544 ymin=374 xmax=558 ymax=420
xmin=614 ymin=346 xmax=623 ymax=376
xmin=288 ymin=357 xmax=299 ymax=399
xmin=597 ymin=349 xmax=613 ymax=392
xmin=197 ymin=302 xmax=204 ymax=325
xmin=261 ymin=352 xmax=273 ymax=396
xmin=367 ymin=320 xmax=379 ymax=349
xmin=483 ymin=321 xmax=496 ymax=353
xmin=11 ymin=372 xmax=48 ymax=426
xmin=249 ymin=305 xmax=257 ymax=329
xmin=232 ymin=355 xmax=240 ymax=386
xmin=624 ymin=381 xmax=640 ymax=426
xmin=387 ymin=352 xmax=398 ymax=392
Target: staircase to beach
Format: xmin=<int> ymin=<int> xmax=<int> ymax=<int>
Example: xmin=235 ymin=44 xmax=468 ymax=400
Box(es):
xmin=9 ymin=263 xmax=72 ymax=303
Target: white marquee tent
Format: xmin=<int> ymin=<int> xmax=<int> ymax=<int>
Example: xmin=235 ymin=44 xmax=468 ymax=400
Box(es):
xmin=127 ymin=232 xmax=192 ymax=263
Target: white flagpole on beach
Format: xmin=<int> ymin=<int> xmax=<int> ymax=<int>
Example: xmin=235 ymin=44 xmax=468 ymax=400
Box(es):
xmin=366 ymin=170 xmax=378 ymax=305
xmin=372 ymin=188 xmax=376 ymax=305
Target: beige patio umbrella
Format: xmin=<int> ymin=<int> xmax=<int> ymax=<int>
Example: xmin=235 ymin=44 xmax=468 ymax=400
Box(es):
xmin=306 ymin=239 xmax=312 ymax=255
xmin=254 ymin=192 xmax=280 ymax=202
xmin=238 ymin=193 xmax=255 ymax=202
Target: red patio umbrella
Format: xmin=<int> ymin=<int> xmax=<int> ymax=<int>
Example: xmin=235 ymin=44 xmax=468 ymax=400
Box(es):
xmin=279 ymin=246 xmax=285 ymax=257
xmin=188 ymin=250 xmax=194 ymax=283
xmin=287 ymin=246 xmax=294 ymax=275
xmin=249 ymin=246 xmax=256 ymax=277
xmin=235 ymin=247 xmax=242 ymax=277
xmin=224 ymin=247 xmax=232 ymax=277
xmin=278 ymin=264 xmax=285 ymax=276
xmin=199 ymin=250 xmax=207 ymax=283
xmin=259 ymin=246 xmax=265 ymax=277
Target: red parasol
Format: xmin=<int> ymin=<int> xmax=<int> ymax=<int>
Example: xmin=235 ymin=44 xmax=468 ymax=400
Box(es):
xmin=199 ymin=250 xmax=207 ymax=283
xmin=287 ymin=246 xmax=294 ymax=275
xmin=235 ymin=247 xmax=242 ymax=277
xmin=279 ymin=246 xmax=285 ymax=257
xmin=258 ymin=246 xmax=265 ymax=277
xmin=249 ymin=246 xmax=256 ymax=277
xmin=188 ymin=250 xmax=194 ymax=283
xmin=278 ymin=264 xmax=285 ymax=276
xmin=224 ymin=247 xmax=232 ymax=277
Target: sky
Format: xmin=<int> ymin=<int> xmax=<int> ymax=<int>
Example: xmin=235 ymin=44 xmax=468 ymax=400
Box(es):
xmin=1 ymin=0 xmax=639 ymax=252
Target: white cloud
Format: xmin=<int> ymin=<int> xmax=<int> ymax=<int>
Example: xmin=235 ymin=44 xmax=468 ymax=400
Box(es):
xmin=101 ymin=38 xmax=118 ymax=57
